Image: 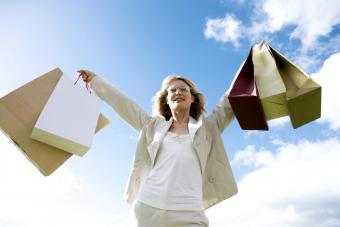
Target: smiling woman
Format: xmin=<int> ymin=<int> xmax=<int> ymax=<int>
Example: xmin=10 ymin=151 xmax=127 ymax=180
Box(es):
xmin=153 ymin=75 xmax=205 ymax=118
xmin=77 ymin=69 xmax=237 ymax=227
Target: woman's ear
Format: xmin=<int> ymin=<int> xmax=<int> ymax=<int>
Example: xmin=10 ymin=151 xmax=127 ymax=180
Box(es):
xmin=191 ymin=95 xmax=195 ymax=103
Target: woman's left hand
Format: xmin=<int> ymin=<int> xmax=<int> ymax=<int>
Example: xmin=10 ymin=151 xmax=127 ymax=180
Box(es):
xmin=77 ymin=69 xmax=97 ymax=83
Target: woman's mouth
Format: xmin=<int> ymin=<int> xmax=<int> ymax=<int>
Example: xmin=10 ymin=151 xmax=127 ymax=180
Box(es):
xmin=174 ymin=97 xmax=185 ymax=102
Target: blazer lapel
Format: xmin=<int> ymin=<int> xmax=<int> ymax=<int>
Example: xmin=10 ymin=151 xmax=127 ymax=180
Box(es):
xmin=188 ymin=116 xmax=203 ymax=141
xmin=147 ymin=118 xmax=173 ymax=167
xmin=188 ymin=116 xmax=207 ymax=173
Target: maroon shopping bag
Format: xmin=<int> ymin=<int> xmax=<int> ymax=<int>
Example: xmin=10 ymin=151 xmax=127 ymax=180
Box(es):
xmin=228 ymin=49 xmax=268 ymax=130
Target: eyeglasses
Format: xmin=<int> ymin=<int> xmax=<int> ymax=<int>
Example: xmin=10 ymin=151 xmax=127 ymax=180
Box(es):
xmin=167 ymin=85 xmax=190 ymax=93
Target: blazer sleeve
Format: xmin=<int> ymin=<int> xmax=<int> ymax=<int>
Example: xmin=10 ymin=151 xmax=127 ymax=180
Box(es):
xmin=90 ymin=76 xmax=151 ymax=131
xmin=205 ymin=93 xmax=235 ymax=133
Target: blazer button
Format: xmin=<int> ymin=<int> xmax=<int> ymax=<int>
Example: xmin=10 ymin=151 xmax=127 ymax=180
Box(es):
xmin=135 ymin=177 xmax=140 ymax=183
xmin=209 ymin=176 xmax=215 ymax=183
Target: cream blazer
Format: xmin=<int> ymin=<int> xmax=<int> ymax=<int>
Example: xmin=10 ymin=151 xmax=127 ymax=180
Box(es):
xmin=91 ymin=76 xmax=238 ymax=210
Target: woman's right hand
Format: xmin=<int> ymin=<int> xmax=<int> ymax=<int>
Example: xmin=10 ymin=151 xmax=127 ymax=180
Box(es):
xmin=77 ymin=69 xmax=97 ymax=83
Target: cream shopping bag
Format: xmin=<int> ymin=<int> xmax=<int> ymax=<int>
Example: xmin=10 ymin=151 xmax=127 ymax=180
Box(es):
xmin=252 ymin=41 xmax=289 ymax=120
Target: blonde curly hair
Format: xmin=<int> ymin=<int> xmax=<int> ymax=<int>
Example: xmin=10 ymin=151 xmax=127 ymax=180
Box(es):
xmin=153 ymin=75 xmax=205 ymax=121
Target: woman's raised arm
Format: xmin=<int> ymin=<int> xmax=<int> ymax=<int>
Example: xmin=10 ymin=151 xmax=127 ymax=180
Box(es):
xmin=78 ymin=69 xmax=151 ymax=131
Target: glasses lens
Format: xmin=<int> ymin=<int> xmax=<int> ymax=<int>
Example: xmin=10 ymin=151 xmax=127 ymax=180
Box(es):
xmin=168 ymin=87 xmax=177 ymax=93
xmin=168 ymin=85 xmax=189 ymax=93
xmin=179 ymin=86 xmax=189 ymax=92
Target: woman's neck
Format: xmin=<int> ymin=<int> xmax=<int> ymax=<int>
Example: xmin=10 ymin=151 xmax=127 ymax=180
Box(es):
xmin=171 ymin=109 xmax=190 ymax=124
xmin=169 ymin=110 xmax=190 ymax=134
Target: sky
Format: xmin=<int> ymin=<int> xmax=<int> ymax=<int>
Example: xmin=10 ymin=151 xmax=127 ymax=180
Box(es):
xmin=0 ymin=0 xmax=340 ymax=226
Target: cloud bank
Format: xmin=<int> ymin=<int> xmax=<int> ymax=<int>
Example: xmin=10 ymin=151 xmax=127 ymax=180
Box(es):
xmin=205 ymin=0 xmax=340 ymax=50
xmin=207 ymin=138 xmax=340 ymax=227
xmin=0 ymin=131 xmax=135 ymax=227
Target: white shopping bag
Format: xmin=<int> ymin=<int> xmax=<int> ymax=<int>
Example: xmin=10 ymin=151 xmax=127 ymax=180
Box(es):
xmin=31 ymin=73 xmax=102 ymax=156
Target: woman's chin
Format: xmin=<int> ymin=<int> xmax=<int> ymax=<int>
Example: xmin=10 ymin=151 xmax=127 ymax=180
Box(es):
xmin=172 ymin=104 xmax=190 ymax=112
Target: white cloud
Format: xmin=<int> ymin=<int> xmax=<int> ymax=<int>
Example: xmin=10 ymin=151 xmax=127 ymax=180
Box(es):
xmin=271 ymin=138 xmax=286 ymax=146
xmin=291 ymin=34 xmax=340 ymax=72
xmin=207 ymin=138 xmax=340 ymax=227
xmin=232 ymin=145 xmax=274 ymax=167
xmin=312 ymin=52 xmax=340 ymax=130
xmin=204 ymin=14 xmax=243 ymax=47
xmin=268 ymin=116 xmax=290 ymax=128
xmin=0 ymin=131 xmax=135 ymax=227
xmin=255 ymin=0 xmax=340 ymax=48
xmin=205 ymin=0 xmax=340 ymax=50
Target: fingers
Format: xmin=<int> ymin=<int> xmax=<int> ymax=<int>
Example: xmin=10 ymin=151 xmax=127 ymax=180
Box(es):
xmin=77 ymin=69 xmax=93 ymax=83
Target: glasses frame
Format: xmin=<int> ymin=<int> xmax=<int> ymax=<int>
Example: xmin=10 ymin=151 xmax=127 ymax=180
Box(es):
xmin=167 ymin=85 xmax=191 ymax=94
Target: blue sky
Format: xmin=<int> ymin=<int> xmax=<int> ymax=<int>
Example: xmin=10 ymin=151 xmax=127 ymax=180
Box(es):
xmin=1 ymin=1 xmax=340 ymax=226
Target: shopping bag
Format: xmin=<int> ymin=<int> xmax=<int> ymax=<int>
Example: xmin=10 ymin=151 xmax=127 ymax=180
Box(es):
xmin=269 ymin=46 xmax=322 ymax=128
xmin=252 ymin=41 xmax=289 ymax=120
xmin=0 ymin=68 xmax=109 ymax=176
xmin=228 ymin=49 xmax=268 ymax=130
xmin=31 ymin=72 xmax=102 ymax=156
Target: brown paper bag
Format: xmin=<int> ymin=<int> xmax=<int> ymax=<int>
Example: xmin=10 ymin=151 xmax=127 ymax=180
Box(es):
xmin=0 ymin=68 xmax=109 ymax=176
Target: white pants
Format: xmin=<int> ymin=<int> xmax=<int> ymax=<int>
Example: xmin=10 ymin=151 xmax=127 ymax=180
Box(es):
xmin=132 ymin=201 xmax=209 ymax=227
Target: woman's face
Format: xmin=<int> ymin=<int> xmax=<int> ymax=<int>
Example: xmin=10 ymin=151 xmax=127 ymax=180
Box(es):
xmin=166 ymin=79 xmax=194 ymax=113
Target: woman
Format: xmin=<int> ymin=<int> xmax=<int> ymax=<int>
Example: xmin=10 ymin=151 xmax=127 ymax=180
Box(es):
xmin=78 ymin=69 xmax=238 ymax=227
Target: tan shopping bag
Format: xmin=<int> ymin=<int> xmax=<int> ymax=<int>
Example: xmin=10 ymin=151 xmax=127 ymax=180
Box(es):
xmin=269 ymin=46 xmax=321 ymax=128
xmin=0 ymin=68 xmax=109 ymax=176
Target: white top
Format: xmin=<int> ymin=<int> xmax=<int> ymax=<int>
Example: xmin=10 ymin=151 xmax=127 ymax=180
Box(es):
xmin=137 ymin=131 xmax=204 ymax=211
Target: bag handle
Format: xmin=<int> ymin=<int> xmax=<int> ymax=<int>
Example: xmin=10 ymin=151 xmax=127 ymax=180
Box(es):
xmin=74 ymin=74 xmax=92 ymax=94
xmin=257 ymin=40 xmax=276 ymax=59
